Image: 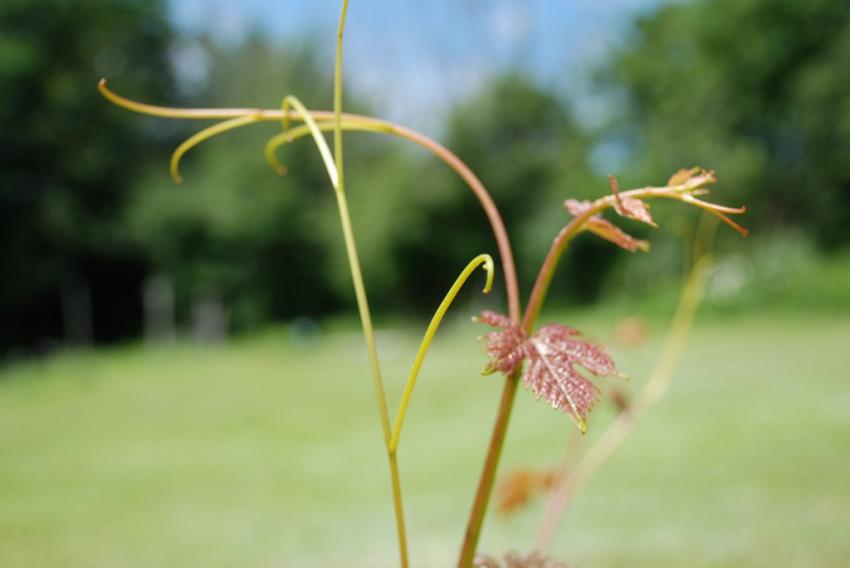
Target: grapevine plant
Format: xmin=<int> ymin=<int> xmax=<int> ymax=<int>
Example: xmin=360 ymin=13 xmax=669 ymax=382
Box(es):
xmin=99 ymin=1 xmax=747 ymax=566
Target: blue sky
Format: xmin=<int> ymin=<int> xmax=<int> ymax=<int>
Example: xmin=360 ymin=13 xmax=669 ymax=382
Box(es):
xmin=167 ymin=0 xmax=672 ymax=134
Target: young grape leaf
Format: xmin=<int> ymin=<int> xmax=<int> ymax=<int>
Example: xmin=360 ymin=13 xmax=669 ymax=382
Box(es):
xmin=564 ymin=199 xmax=650 ymax=252
xmin=608 ymin=174 xmax=657 ymax=226
xmin=477 ymin=312 xmax=620 ymax=432
xmin=476 ymin=310 xmax=529 ymax=375
xmin=525 ymin=323 xmax=616 ymax=432
xmin=668 ymin=166 xmax=702 ymax=187
xmin=667 ymin=166 xmax=717 ymax=190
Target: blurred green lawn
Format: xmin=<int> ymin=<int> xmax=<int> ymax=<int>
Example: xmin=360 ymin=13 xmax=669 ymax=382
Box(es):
xmin=1 ymin=313 xmax=848 ymax=567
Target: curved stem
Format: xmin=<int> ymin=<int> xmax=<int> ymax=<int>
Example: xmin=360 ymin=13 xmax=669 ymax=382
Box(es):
xmin=523 ymin=206 xmax=601 ymax=332
xmin=389 ymin=254 xmax=494 ymax=453
xmin=386 ymin=253 xmax=492 ymax=568
xmin=98 ymin=79 xmax=521 ymax=322
xmin=265 ymin=118 xmax=520 ymax=322
xmin=265 ymin=119 xmax=388 ymax=175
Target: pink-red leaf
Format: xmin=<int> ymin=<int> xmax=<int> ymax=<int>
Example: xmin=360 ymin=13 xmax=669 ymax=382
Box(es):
xmin=609 ymin=174 xmax=657 ymax=226
xmin=563 ymin=198 xmax=593 ymax=218
xmin=476 ymin=310 xmax=528 ymax=375
xmin=667 ymin=167 xmax=717 ymax=190
xmin=586 ymin=217 xmax=650 ymax=252
xmin=668 ymin=166 xmax=701 ymax=187
xmin=564 ymin=199 xmax=649 ymax=252
xmin=614 ymin=196 xmax=656 ymax=226
xmin=525 ymin=324 xmax=616 ymax=431
xmin=477 ymin=312 xmax=620 ymax=431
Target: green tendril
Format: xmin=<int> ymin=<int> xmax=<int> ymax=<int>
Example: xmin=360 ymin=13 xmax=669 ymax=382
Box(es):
xmin=170 ymin=115 xmax=262 ymax=183
xmin=390 ymin=254 xmax=494 ymax=453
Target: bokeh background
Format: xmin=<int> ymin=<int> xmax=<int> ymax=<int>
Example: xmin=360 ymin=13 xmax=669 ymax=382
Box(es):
xmin=1 ymin=0 xmax=848 ymax=566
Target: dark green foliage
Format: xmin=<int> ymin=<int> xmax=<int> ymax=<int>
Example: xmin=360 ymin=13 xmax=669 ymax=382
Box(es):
xmin=124 ymin=36 xmax=344 ymax=330
xmin=0 ymin=0 xmax=175 ymax=350
xmin=123 ymin=34 xmax=417 ymax=328
xmin=604 ymin=0 xmax=850 ymax=247
xmin=3 ymin=0 xmax=849 ymax=352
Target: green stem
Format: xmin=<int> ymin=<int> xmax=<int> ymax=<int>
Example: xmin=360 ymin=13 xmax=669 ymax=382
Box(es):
xmin=334 ymin=0 xmax=348 ymax=194
xmin=522 ymin=214 xmax=594 ymax=332
xmin=457 ymin=370 xmax=521 ymax=567
xmin=333 ymin=192 xmax=392 ymax=442
xmin=388 ymin=452 xmax=409 ymax=568
xmin=331 ymin=3 xmax=409 ymax=567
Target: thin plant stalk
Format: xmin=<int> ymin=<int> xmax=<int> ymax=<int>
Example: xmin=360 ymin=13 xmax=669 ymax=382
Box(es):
xmin=261 ymin=92 xmax=392 ymax=447
xmin=532 ymin=216 xmax=719 ymax=553
xmin=458 ymin=369 xmax=522 ymax=567
xmin=330 ymin=2 xmax=412 ymax=565
xmin=265 ymin=92 xmax=394 ymax=450
xmin=278 ymin=97 xmax=339 ymax=186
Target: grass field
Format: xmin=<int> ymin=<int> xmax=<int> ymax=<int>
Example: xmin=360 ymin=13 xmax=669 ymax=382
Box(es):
xmin=1 ymin=312 xmax=848 ymax=567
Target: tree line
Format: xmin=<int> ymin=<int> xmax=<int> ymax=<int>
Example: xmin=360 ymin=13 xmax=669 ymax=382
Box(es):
xmin=2 ymin=0 xmax=847 ymax=354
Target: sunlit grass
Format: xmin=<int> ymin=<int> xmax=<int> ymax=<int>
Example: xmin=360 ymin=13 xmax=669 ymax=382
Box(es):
xmin=1 ymin=313 xmax=848 ymax=567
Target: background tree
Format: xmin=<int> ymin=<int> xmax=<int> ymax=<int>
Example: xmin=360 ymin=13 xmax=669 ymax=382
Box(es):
xmin=125 ymin=34 xmax=405 ymax=330
xmin=0 ymin=0 xmax=175 ymax=351
xmin=602 ymin=0 xmax=850 ymax=248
